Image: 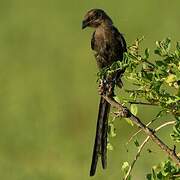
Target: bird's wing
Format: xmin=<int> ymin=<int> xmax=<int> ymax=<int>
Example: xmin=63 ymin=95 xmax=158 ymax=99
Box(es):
xmin=112 ymin=26 xmax=127 ymax=53
xmin=91 ymin=31 xmax=95 ymax=50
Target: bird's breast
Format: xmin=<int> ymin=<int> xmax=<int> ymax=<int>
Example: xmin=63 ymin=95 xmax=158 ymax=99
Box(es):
xmin=94 ymin=27 xmax=112 ymax=49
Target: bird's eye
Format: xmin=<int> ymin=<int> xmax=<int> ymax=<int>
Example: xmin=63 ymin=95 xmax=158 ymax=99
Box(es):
xmin=94 ymin=12 xmax=99 ymax=17
xmin=95 ymin=11 xmax=101 ymax=18
xmin=89 ymin=16 xmax=96 ymax=21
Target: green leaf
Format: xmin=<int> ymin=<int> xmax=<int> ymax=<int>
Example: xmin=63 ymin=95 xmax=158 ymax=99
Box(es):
xmin=164 ymin=37 xmax=171 ymax=52
xmin=156 ymin=172 xmax=163 ymax=179
xmin=144 ymin=48 xmax=150 ymax=59
xmin=177 ymin=42 xmax=180 ymax=52
xmin=154 ymin=38 xmax=171 ymax=56
xmin=130 ymin=104 xmax=138 ymax=115
xmin=152 ymin=169 xmax=157 ymax=179
xmin=146 ymin=160 xmax=180 ymax=179
xmin=122 ymin=161 xmax=129 ymax=172
xmin=114 ymin=96 xmax=120 ymax=103
xmin=161 ymin=170 xmax=168 ymax=177
xmin=155 ymin=110 xmax=165 ymax=119
xmin=108 ymin=123 xmax=116 ymax=137
xmin=125 ymin=118 xmax=134 ymax=126
xmin=107 ymin=142 xmax=114 ymax=151
xmin=146 ymin=174 xmax=152 ymax=180
xmin=171 ymin=122 xmax=180 ymax=142
xmin=154 ymin=49 xmax=161 ymax=56
xmin=134 ymin=139 xmax=140 ymax=147
xmin=155 ymin=60 xmax=164 ymax=66
xmin=126 ymin=176 xmax=131 ymax=180
xmin=165 ymin=74 xmax=177 ymax=84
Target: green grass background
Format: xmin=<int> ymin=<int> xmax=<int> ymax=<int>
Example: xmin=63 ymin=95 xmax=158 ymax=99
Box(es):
xmin=0 ymin=0 xmax=179 ymax=179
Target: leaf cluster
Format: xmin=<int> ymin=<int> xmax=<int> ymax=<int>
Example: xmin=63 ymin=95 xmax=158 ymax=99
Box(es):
xmin=124 ymin=38 xmax=180 ymax=140
xmin=146 ymin=160 xmax=180 ymax=180
xmin=97 ymin=38 xmax=180 ymax=179
xmin=101 ymin=38 xmax=180 ymax=141
xmin=126 ymin=38 xmax=179 ymax=115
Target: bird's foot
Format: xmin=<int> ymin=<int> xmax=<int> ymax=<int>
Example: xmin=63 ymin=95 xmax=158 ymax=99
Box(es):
xmin=98 ymin=79 xmax=115 ymax=97
xmin=98 ymin=79 xmax=107 ymax=95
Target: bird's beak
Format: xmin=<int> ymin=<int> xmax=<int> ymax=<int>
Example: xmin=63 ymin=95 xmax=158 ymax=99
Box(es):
xmin=82 ymin=20 xmax=89 ymax=29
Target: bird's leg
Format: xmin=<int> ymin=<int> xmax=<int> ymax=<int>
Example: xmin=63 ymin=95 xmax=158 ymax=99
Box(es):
xmin=98 ymin=74 xmax=116 ymax=97
xmin=105 ymin=75 xmax=115 ymax=97
xmin=106 ymin=80 xmax=115 ymax=97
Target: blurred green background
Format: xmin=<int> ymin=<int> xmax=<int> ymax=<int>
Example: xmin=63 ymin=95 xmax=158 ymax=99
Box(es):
xmin=0 ymin=0 xmax=179 ymax=179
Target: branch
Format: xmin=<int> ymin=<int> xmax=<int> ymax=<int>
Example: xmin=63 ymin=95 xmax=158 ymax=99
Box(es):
xmin=102 ymin=95 xmax=180 ymax=166
xmin=155 ymin=121 xmax=176 ymax=131
xmin=142 ymin=59 xmax=156 ymax=67
xmin=124 ymin=121 xmax=176 ymax=180
xmin=127 ymin=115 xmax=162 ymax=144
xmin=125 ymin=136 xmax=149 ymax=180
xmin=128 ymin=101 xmax=158 ymax=106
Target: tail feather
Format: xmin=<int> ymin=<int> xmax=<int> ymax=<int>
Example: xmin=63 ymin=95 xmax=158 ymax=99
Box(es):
xmin=101 ymin=100 xmax=110 ymax=169
xmin=90 ymin=97 xmax=110 ymax=176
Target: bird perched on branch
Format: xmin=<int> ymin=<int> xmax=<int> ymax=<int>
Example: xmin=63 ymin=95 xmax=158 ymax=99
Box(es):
xmin=82 ymin=9 xmax=127 ymax=176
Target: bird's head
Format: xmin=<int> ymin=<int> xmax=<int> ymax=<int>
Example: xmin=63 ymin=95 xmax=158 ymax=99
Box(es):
xmin=82 ymin=9 xmax=113 ymax=29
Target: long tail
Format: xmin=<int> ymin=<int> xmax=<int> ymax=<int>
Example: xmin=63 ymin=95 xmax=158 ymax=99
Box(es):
xmin=90 ymin=97 xmax=110 ymax=176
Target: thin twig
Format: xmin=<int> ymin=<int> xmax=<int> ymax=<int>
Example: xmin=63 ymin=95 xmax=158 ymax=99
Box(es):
xmin=142 ymin=59 xmax=156 ymax=67
xmin=102 ymin=95 xmax=180 ymax=166
xmin=127 ymin=112 xmax=164 ymax=144
xmin=128 ymin=101 xmax=158 ymax=106
xmin=155 ymin=121 xmax=176 ymax=131
xmin=125 ymin=121 xmax=176 ymax=180
xmin=173 ymin=174 xmax=180 ymax=178
xmin=125 ymin=136 xmax=149 ymax=180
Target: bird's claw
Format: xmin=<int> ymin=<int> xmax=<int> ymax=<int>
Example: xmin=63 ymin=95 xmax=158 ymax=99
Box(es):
xmin=98 ymin=79 xmax=107 ymax=95
xmin=98 ymin=79 xmax=115 ymax=97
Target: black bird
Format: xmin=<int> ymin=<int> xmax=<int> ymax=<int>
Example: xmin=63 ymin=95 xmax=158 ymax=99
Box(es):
xmin=82 ymin=9 xmax=127 ymax=176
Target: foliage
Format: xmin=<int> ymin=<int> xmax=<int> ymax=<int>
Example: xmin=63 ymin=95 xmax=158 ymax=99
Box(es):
xmin=126 ymin=39 xmax=178 ymax=110
xmin=146 ymin=160 xmax=180 ymax=180
xmin=124 ymin=37 xmax=180 ymax=138
xmin=98 ymin=38 xmax=180 ymax=179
